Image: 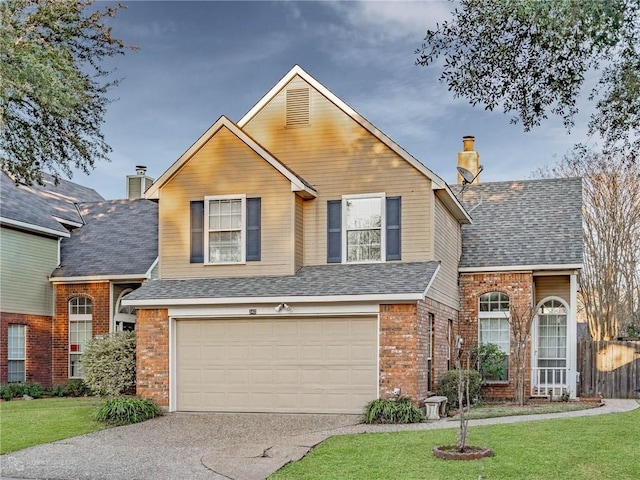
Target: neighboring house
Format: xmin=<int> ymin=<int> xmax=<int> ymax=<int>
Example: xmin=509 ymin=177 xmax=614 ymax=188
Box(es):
xmin=0 ymin=169 xmax=158 ymax=386
xmin=123 ymin=65 xmax=583 ymax=414
xmin=0 ymin=171 xmax=104 ymax=385
xmin=49 ymin=196 xmax=158 ymax=383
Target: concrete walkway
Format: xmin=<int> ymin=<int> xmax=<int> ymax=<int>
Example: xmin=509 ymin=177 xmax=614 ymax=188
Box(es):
xmin=1 ymin=399 xmax=637 ymax=480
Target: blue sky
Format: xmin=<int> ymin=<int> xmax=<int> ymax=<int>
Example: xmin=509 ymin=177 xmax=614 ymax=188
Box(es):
xmin=83 ymin=0 xmax=596 ymax=200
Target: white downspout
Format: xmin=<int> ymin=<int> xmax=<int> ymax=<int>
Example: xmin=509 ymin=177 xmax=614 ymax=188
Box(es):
xmin=569 ymin=273 xmax=578 ymax=399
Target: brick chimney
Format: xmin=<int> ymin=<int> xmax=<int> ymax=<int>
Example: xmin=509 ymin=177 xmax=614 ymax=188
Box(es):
xmin=126 ymin=166 xmax=154 ymax=199
xmin=457 ymin=135 xmax=481 ymax=184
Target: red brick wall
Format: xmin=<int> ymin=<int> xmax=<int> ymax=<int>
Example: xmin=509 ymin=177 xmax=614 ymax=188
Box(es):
xmin=379 ymin=300 xmax=459 ymax=406
xmin=379 ymin=304 xmax=419 ymax=401
xmin=0 ymin=312 xmax=52 ymax=386
xmin=459 ymin=272 xmax=533 ymax=400
xmin=136 ymin=308 xmax=169 ymax=407
xmin=420 ymin=298 xmax=459 ymax=390
xmin=52 ymin=282 xmax=110 ymax=385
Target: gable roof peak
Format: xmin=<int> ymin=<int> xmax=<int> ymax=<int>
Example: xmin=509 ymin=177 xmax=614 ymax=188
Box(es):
xmin=145 ymin=115 xmax=316 ymax=199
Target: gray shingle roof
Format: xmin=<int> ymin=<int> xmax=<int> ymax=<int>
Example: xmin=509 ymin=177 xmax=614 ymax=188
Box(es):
xmin=51 ymin=199 xmax=158 ymax=278
xmin=124 ymin=261 xmax=440 ymax=302
xmin=455 ymin=177 xmax=583 ymax=269
xmin=0 ymin=171 xmax=104 ymax=235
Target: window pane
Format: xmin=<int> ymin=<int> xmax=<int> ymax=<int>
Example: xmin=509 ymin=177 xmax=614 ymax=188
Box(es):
xmin=8 ymin=360 xmax=25 ymax=383
xmin=347 ymin=230 xmax=381 ymax=262
xmin=346 ymin=197 xmax=382 ymax=229
xmin=70 ymin=297 xmax=92 ymax=315
xmin=8 ymin=325 xmax=25 ymax=360
xmin=209 ymin=231 xmax=241 ymax=262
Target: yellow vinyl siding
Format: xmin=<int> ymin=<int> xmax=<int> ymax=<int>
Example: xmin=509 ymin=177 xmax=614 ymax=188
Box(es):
xmin=428 ymin=197 xmax=462 ymax=309
xmin=243 ymin=75 xmax=434 ymax=265
xmin=535 ymin=275 xmax=570 ymax=305
xmin=0 ymin=226 xmax=57 ymax=316
xmin=158 ymin=126 xmax=294 ymax=279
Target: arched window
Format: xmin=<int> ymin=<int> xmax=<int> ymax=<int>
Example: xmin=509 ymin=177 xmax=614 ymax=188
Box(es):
xmin=115 ymin=289 xmax=136 ymax=332
xmin=478 ymin=292 xmax=510 ymax=381
xmin=69 ymin=297 xmax=92 ymax=378
xmin=536 ymin=298 xmax=568 ymax=385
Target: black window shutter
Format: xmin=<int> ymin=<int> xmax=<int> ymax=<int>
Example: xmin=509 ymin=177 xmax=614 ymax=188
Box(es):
xmin=327 ymin=200 xmax=342 ymax=263
xmin=386 ymin=196 xmax=401 ymax=260
xmin=246 ymin=198 xmax=261 ymax=261
xmin=190 ymin=201 xmax=204 ymax=263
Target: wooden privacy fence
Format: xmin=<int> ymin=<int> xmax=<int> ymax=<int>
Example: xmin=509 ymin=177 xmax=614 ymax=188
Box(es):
xmin=577 ymin=340 xmax=640 ymax=398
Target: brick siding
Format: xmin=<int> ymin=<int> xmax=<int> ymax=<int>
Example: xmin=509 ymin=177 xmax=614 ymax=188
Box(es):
xmin=52 ymin=282 xmax=110 ymax=385
xmin=0 ymin=312 xmax=52 ymax=386
xmin=136 ymin=308 xmax=169 ymax=407
xmin=380 ymin=299 xmax=459 ymax=406
xmin=459 ymin=272 xmax=534 ymax=400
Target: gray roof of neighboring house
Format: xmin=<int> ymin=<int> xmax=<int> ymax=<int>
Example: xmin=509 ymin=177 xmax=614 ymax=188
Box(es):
xmin=124 ymin=261 xmax=440 ymax=302
xmin=51 ymin=199 xmax=158 ymax=278
xmin=455 ymin=177 xmax=583 ymax=269
xmin=0 ymin=171 xmax=104 ymax=235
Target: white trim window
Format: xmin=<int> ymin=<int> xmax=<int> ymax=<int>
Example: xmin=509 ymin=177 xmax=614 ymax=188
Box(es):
xmin=478 ymin=292 xmax=510 ymax=381
xmin=7 ymin=324 xmax=26 ymax=383
xmin=69 ymin=297 xmax=92 ymax=378
xmin=343 ymin=193 xmax=385 ymax=263
xmin=205 ymin=195 xmax=246 ymax=264
xmin=536 ymin=298 xmax=568 ymax=380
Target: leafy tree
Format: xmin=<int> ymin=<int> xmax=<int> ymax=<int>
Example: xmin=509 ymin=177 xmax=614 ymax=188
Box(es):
xmin=416 ymin=0 xmax=640 ymax=160
xmin=536 ymin=147 xmax=640 ymax=340
xmin=0 ymin=0 xmax=134 ymax=185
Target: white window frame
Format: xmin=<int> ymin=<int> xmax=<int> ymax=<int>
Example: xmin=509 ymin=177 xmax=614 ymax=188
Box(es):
xmin=115 ymin=288 xmax=136 ymax=332
xmin=478 ymin=292 xmax=510 ymax=381
xmin=341 ymin=193 xmax=386 ymax=264
xmin=7 ymin=324 xmax=26 ymax=383
xmin=204 ymin=194 xmax=246 ymax=265
xmin=69 ymin=297 xmax=92 ymax=379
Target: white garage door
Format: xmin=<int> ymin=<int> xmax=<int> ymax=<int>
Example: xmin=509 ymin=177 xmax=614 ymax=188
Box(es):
xmin=175 ymin=316 xmax=378 ymax=413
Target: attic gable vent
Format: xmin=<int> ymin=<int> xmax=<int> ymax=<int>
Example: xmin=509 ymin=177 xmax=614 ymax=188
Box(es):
xmin=286 ymin=87 xmax=310 ymax=127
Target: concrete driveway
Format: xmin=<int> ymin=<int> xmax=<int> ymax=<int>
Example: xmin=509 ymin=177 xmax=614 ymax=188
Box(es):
xmin=2 ymin=399 xmax=637 ymax=480
xmin=0 ymin=412 xmax=361 ymax=480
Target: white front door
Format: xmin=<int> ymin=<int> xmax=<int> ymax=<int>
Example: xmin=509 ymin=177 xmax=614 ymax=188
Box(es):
xmin=533 ymin=298 xmax=569 ymax=397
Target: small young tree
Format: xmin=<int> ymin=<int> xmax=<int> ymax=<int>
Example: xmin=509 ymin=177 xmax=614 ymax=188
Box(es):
xmin=509 ymin=304 xmax=536 ymax=406
xmin=81 ymin=331 xmax=136 ymax=396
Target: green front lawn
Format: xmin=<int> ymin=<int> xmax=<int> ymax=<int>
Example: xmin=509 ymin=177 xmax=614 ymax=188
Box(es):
xmin=271 ymin=407 xmax=640 ymax=480
xmin=0 ymin=397 xmax=105 ymax=454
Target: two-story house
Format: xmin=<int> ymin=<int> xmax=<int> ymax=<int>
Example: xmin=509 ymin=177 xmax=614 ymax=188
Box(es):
xmin=123 ymin=66 xmax=582 ymax=414
xmin=0 ymin=171 xmax=103 ymax=385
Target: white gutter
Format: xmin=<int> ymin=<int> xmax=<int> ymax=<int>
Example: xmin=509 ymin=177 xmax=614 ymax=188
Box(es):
xmin=459 ymin=263 xmax=583 ymax=273
xmin=122 ymin=292 xmax=425 ymax=308
xmin=1 ymin=217 xmax=69 ymax=238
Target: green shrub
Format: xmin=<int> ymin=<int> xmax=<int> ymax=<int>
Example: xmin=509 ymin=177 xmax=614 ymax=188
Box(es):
xmin=0 ymin=382 xmax=45 ymax=400
xmin=363 ymin=397 xmax=424 ymax=424
xmin=436 ymin=370 xmax=483 ymax=409
xmin=94 ymin=397 xmax=163 ymax=426
xmin=50 ymin=379 xmax=91 ymax=397
xmin=0 ymin=385 xmax=13 ymax=401
xmin=81 ymin=331 xmax=136 ymax=396
xmin=469 ymin=342 xmax=508 ymax=381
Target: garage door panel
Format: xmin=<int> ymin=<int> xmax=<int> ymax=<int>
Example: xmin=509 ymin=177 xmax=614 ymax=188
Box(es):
xmin=176 ymin=317 xmax=377 ymax=413
xmin=275 ymin=345 xmax=298 ymax=360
